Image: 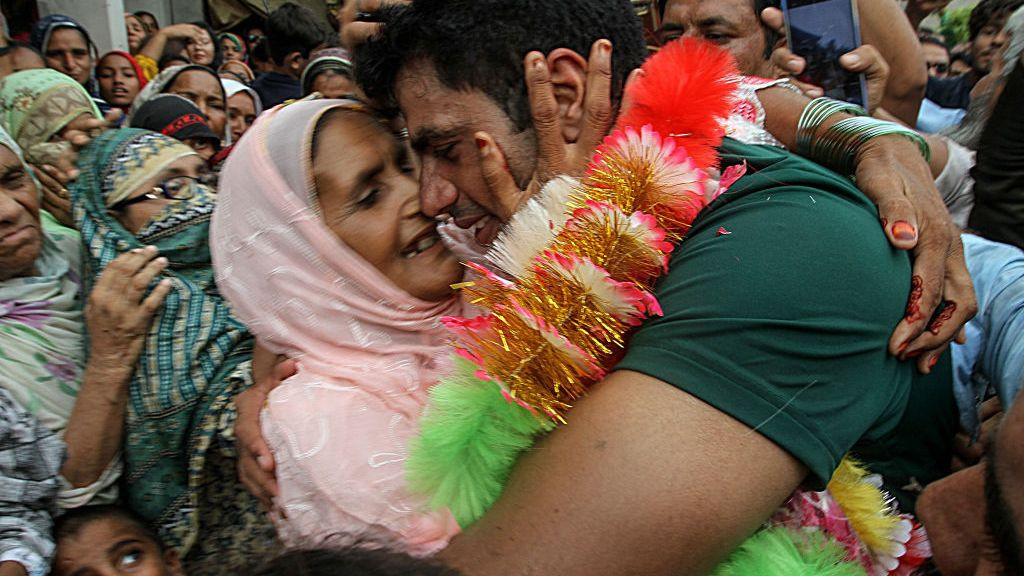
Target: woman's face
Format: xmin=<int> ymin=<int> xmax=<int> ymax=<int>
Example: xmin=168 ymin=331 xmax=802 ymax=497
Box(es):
xmin=44 ymin=28 xmax=93 ymax=86
xmin=0 ymin=145 xmax=41 ymax=281
xmin=220 ymin=37 xmax=243 ymax=62
xmin=227 ymin=91 xmax=256 ymax=142
xmin=97 ymin=54 xmax=142 ymax=107
xmin=311 ymin=70 xmax=356 ymax=99
xmin=110 ymin=154 xmax=206 ymax=234
xmin=53 ymin=517 xmax=182 ymax=576
xmin=167 ymin=70 xmax=226 ymax=139
xmin=185 ymin=29 xmax=215 ymax=66
xmin=313 ymin=111 xmax=461 ymax=301
xmin=124 ymin=15 xmax=146 ymax=54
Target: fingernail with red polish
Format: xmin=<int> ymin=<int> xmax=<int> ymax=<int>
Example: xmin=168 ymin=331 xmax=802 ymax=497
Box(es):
xmin=907 ymin=349 xmax=924 ymax=358
xmin=880 ymin=218 xmax=887 ymax=230
xmin=928 ymin=355 xmax=939 ymax=370
xmin=897 ymin=340 xmax=908 ymax=354
xmin=475 ymin=137 xmax=487 ymax=151
xmin=892 ymin=220 xmax=917 ymax=241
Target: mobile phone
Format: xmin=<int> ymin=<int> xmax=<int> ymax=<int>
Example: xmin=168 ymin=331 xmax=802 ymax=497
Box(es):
xmin=782 ymin=0 xmax=869 ymax=109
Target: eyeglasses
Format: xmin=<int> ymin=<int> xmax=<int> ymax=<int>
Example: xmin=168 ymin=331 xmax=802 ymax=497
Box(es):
xmin=927 ymin=62 xmax=950 ymax=73
xmin=110 ymin=175 xmax=203 ymax=211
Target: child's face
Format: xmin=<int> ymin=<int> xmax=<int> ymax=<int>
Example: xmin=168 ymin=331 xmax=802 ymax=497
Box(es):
xmin=53 ymin=518 xmax=183 ymax=576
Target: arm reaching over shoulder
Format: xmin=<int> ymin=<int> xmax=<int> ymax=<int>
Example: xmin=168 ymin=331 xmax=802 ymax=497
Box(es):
xmin=753 ymin=78 xmax=975 ymax=374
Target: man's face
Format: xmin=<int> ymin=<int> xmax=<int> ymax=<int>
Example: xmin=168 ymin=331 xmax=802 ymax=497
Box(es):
xmin=922 ymin=43 xmax=950 ymax=78
xmin=44 ymin=27 xmax=92 ymax=86
xmin=660 ymin=0 xmax=776 ymax=78
xmin=396 ymin=59 xmax=537 ymax=245
xmin=971 ymin=14 xmax=1009 ymax=73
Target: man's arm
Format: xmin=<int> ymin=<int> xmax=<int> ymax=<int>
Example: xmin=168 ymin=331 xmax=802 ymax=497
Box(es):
xmin=858 ymin=0 xmax=927 ymax=125
xmin=439 ymin=371 xmax=805 ymax=576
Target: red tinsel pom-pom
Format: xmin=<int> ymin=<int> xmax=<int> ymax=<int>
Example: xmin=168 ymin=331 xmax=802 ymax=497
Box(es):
xmin=614 ymin=38 xmax=739 ymax=171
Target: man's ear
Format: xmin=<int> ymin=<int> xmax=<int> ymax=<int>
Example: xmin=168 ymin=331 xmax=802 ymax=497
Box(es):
xmin=545 ymin=48 xmax=588 ymax=143
xmin=284 ymin=51 xmax=305 ymax=77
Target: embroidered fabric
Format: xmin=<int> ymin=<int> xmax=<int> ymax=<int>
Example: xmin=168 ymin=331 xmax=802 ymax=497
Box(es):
xmin=720 ymin=76 xmax=799 ymax=148
xmin=212 ymin=100 xmax=463 ymax=555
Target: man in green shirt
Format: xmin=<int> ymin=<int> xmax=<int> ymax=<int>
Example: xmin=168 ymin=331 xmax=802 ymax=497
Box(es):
xmin=351 ymin=1 xmax=969 ymax=573
xmin=233 ymin=1 xmax=972 ymax=574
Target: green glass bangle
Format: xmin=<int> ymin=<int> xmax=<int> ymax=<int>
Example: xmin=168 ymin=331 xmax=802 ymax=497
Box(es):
xmin=795 ymin=97 xmax=866 ymax=158
xmin=811 ymin=116 xmax=931 ymax=175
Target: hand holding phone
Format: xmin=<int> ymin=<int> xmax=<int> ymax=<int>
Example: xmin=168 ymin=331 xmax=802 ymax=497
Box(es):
xmin=781 ymin=0 xmax=869 ymax=109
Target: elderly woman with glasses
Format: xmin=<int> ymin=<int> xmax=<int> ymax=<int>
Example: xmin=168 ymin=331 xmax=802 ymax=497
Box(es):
xmin=70 ymin=128 xmax=276 ymax=573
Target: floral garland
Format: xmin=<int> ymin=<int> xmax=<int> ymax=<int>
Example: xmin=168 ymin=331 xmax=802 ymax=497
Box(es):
xmin=407 ymin=38 xmax=929 ymax=575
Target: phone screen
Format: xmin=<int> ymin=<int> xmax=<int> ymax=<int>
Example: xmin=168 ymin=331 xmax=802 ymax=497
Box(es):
xmin=783 ymin=0 xmax=867 ymax=108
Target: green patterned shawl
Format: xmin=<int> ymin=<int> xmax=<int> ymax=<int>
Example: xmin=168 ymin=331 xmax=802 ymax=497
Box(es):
xmin=69 ymin=128 xmax=253 ymax=555
xmin=0 ymin=68 xmax=102 ymax=166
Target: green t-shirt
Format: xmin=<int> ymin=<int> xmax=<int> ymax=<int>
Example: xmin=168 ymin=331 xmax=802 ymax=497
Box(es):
xmin=615 ymin=139 xmax=915 ymax=488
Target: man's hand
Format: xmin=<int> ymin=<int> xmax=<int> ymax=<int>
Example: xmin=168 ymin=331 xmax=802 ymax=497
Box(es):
xmin=761 ymin=8 xmax=890 ymax=114
xmin=236 ymin=353 xmax=296 ymax=512
xmin=86 ymin=246 xmax=171 ymax=373
xmin=854 ymin=135 xmax=977 ymax=372
xmin=475 ymin=39 xmax=624 ymax=213
xmin=951 ymin=396 xmax=1003 ymax=470
xmin=339 ymin=0 xmax=411 ymax=53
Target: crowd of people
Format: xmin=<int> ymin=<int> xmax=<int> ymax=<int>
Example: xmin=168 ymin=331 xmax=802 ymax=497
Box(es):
xmin=0 ymin=0 xmax=1022 ymax=575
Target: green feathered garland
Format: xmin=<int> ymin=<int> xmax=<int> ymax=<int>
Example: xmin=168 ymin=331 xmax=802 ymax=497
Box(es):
xmin=712 ymin=528 xmax=867 ymax=576
xmin=406 ymin=355 xmax=554 ymax=526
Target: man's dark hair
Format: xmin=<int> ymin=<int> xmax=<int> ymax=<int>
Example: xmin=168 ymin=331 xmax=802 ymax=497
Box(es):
xmin=920 ymin=35 xmax=951 ymax=54
xmin=266 ymin=2 xmax=327 ymax=66
xmin=969 ymin=0 xmax=1024 ymax=40
xmin=985 ymin=440 xmax=1024 ymax=575
xmin=247 ymin=547 xmax=462 ymax=576
xmin=356 ymin=0 xmax=647 ymax=132
xmin=54 ymin=505 xmax=166 ymax=551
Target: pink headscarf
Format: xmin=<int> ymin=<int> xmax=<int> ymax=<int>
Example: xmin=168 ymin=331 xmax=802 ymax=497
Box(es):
xmin=211 ymin=100 xmax=462 ymax=555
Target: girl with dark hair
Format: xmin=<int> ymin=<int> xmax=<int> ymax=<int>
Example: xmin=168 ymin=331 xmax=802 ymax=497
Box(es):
xmin=186 ymin=22 xmax=222 ymax=70
xmin=96 ymin=51 xmax=148 ymax=113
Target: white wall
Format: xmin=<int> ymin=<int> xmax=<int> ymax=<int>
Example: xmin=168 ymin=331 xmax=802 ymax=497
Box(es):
xmin=36 ymin=0 xmax=207 ymax=54
xmin=37 ymin=0 xmax=128 ymax=53
xmin=122 ymin=0 xmax=172 ymax=28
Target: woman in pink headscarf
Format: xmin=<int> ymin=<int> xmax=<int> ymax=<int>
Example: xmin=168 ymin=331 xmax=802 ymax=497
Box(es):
xmin=210 ymin=100 xmax=464 ymax=556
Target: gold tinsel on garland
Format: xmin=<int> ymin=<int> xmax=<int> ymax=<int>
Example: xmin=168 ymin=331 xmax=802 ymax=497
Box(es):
xmin=448 ymin=125 xmax=707 ymax=418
